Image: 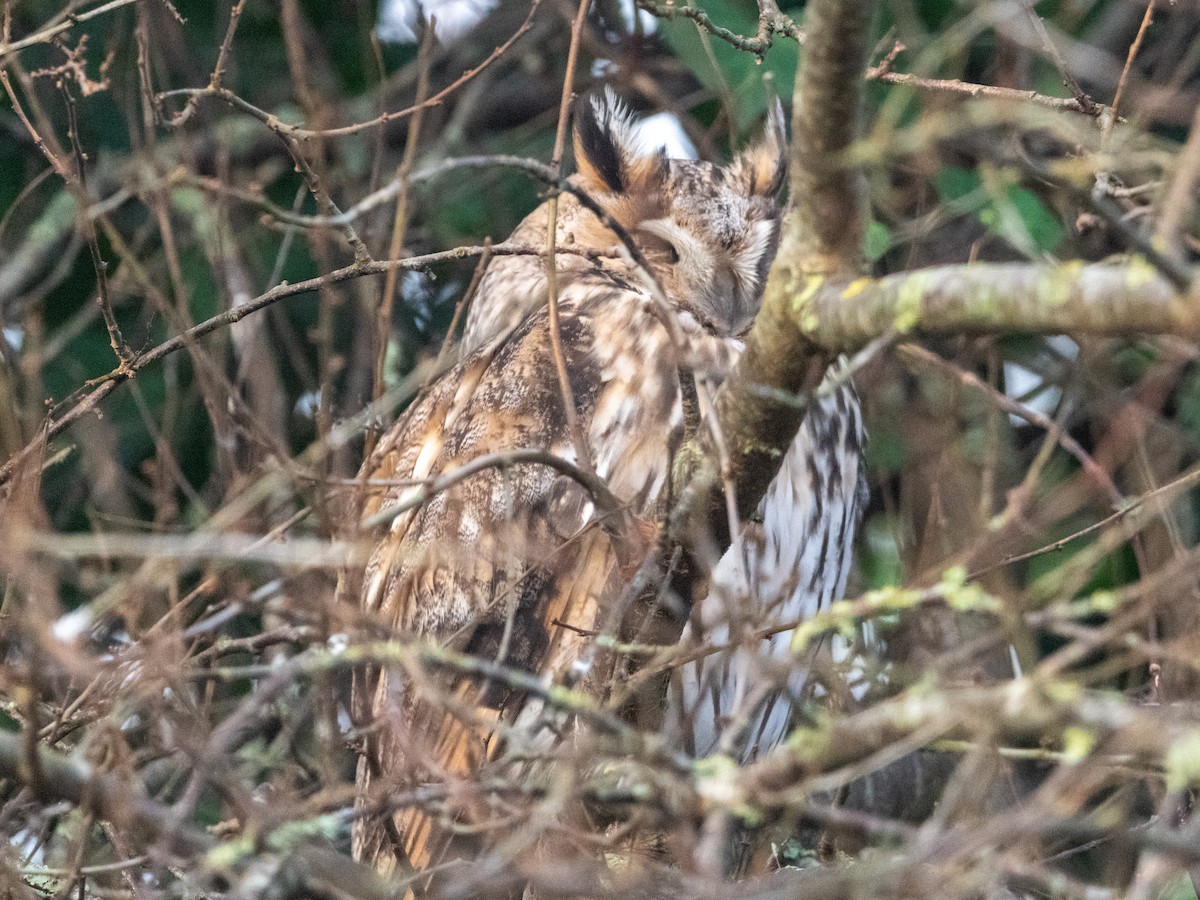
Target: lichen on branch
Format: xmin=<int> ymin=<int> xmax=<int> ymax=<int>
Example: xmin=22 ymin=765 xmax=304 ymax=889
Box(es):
xmin=795 ymin=259 xmax=1198 ymax=349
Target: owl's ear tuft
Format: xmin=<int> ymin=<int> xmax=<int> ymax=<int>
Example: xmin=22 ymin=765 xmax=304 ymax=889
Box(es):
xmin=733 ymin=97 xmax=788 ymax=198
xmin=573 ymin=88 xmax=667 ymax=195
xmin=574 ymin=91 xmax=626 ymax=193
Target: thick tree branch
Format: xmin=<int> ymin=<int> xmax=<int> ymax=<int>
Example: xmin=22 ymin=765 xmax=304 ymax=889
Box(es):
xmin=673 ymin=0 xmax=878 ymax=534
xmin=674 ymin=254 xmax=1197 ymax=541
xmin=780 ymin=0 xmax=876 ymax=275
xmin=798 ymin=259 xmax=1198 ymax=349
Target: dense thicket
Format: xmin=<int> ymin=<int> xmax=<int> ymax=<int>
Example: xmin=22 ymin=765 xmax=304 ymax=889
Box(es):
xmin=1 ymin=0 xmax=1199 ymax=897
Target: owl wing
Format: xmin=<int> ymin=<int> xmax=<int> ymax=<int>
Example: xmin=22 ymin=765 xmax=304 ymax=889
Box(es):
xmin=665 ymin=367 xmax=867 ymax=763
xmin=351 ymin=274 xmax=694 ymax=878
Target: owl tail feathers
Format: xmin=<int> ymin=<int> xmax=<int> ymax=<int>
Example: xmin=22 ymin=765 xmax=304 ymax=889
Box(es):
xmin=354 ymin=532 xmax=625 ymax=889
xmin=353 ymin=679 xmax=503 ymax=889
xmin=402 ymin=693 xmax=502 ymax=874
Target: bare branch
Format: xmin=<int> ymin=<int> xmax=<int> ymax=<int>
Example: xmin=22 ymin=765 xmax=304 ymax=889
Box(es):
xmin=0 ymin=242 xmax=572 ymax=487
xmin=155 ymin=0 xmax=541 ymax=142
xmin=0 ymin=0 xmax=143 ymax=60
xmin=0 ymin=728 xmax=396 ymax=900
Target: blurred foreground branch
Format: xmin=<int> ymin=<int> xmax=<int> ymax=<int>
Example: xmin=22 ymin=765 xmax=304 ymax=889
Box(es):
xmin=0 ymin=728 xmax=394 ymax=900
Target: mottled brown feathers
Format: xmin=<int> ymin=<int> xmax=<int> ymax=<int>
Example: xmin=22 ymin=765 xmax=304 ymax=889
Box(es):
xmin=462 ymin=90 xmax=787 ymax=356
xmin=350 ymin=276 xmax=699 ymax=879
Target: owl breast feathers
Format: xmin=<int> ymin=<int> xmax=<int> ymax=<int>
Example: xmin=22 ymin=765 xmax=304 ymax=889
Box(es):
xmin=346 ymin=90 xmax=866 ymax=881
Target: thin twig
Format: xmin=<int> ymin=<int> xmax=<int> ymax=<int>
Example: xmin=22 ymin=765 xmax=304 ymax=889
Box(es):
xmin=26 ymin=530 xmax=357 ymax=567
xmin=968 ymin=461 xmax=1200 ymax=583
xmin=898 ymin=344 xmax=1122 ymax=503
xmin=0 ymin=242 xmax=565 ymax=486
xmin=158 ymin=86 xmax=371 ymax=261
xmin=1017 ymin=0 xmax=1097 ymax=115
xmin=368 ymin=19 xmax=436 ymax=455
xmin=185 ymin=154 xmax=663 ymax=285
xmin=543 ymin=0 xmax=598 ymax=480
xmin=1156 ymin=102 xmax=1200 ymax=258
xmin=360 ymin=447 xmax=625 ymax=531
xmin=1105 ymin=0 xmax=1157 ymax=144
xmin=436 ymin=238 xmax=493 ymax=367
xmin=163 ymin=0 xmax=245 ymax=128
xmin=0 ymin=0 xmax=143 ymax=60
xmin=61 ymin=79 xmax=131 ymax=367
xmin=867 ymin=68 xmax=1107 ymax=119
xmin=0 ymin=70 xmax=132 ymax=367
xmin=634 ymin=0 xmax=802 ymax=58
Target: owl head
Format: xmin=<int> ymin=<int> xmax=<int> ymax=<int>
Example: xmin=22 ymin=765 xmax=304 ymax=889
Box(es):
xmin=572 ymin=89 xmax=787 ymax=335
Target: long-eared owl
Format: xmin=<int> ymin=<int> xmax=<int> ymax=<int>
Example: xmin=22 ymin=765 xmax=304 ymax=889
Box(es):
xmin=345 ymin=89 xmax=866 ymax=881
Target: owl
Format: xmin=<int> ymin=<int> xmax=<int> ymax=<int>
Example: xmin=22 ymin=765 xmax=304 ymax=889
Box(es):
xmin=346 ymin=90 xmax=865 ymax=885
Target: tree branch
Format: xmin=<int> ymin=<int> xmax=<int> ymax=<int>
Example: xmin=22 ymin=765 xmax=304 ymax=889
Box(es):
xmin=672 ymin=0 xmax=879 ymax=534
xmin=797 ymin=259 xmax=1198 ymax=350
xmin=781 ymin=0 xmax=876 ymax=275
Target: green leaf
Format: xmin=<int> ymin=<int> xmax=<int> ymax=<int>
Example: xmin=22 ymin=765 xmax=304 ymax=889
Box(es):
xmin=935 ymin=165 xmax=1063 ymax=255
xmin=934 ymin=165 xmax=982 ymax=203
xmin=1008 ymin=185 xmax=1065 ymax=253
xmin=864 ymin=220 xmax=890 ymax=261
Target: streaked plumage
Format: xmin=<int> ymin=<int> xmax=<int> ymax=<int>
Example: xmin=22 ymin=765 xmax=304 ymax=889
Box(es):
xmin=665 ymin=369 xmax=867 ymax=764
xmin=346 ymin=90 xmax=865 ymax=883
